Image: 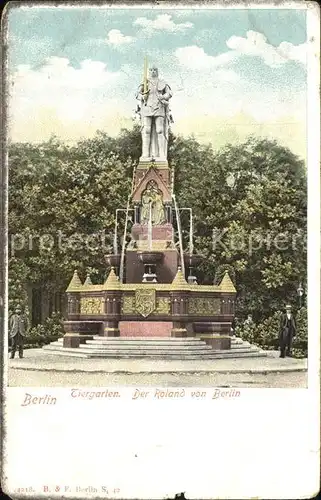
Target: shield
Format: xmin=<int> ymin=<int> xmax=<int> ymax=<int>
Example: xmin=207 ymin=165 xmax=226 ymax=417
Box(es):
xmin=135 ymin=288 xmax=156 ymax=318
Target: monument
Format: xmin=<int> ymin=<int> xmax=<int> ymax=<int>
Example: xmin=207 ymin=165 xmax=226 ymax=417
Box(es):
xmin=136 ymin=62 xmax=172 ymax=163
xmin=59 ymin=59 xmax=238 ymax=356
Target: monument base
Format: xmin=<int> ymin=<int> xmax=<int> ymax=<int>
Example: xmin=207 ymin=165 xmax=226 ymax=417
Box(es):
xmin=63 ymin=334 xmax=80 ymax=348
xmin=138 ymin=159 xmax=168 ymax=168
xmin=197 ymin=335 xmax=231 ymax=350
xmin=120 ymin=321 xmax=172 ymax=337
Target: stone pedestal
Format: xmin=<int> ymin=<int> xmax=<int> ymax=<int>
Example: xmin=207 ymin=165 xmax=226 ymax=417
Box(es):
xmin=131 ymin=223 xmax=173 ymax=241
xmin=101 ymin=320 xmax=120 ymax=337
xmin=186 ymin=323 xmax=195 ymax=337
xmin=62 ymin=320 xmax=101 ymax=347
xmin=171 ymin=321 xmax=187 ymax=338
xmin=120 ymin=321 xmax=172 ymax=337
xmin=198 ymin=335 xmax=231 ymax=350
xmin=63 ymin=334 xmax=80 ymax=348
xmin=135 ymin=161 xmax=170 ymax=186
xmin=193 ymin=321 xmax=232 ymax=335
xmin=193 ymin=321 xmax=232 ymax=349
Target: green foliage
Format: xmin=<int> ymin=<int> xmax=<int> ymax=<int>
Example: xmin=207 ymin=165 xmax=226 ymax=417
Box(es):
xmin=8 ymin=258 xmax=29 ymax=316
xmin=234 ymin=317 xmax=258 ymax=345
xmin=25 ymin=312 xmax=64 ymax=348
xmin=174 ymin=135 xmax=306 ymax=318
xmin=292 ymin=306 xmax=308 ymax=357
xmin=235 ymin=307 xmax=307 ymax=358
xmin=9 ymin=134 xmax=132 ymax=298
xmin=256 ymin=311 xmax=282 ymax=350
xmin=9 ymin=130 xmax=306 ymax=330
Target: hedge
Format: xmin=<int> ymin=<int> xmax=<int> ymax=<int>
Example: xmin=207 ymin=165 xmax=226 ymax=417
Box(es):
xmin=235 ymin=307 xmax=307 ymax=358
xmin=8 ymin=312 xmax=65 ymax=350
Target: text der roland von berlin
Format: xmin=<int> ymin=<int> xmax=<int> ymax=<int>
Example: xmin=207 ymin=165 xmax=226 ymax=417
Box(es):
xmin=20 ymin=388 xmax=240 ymax=406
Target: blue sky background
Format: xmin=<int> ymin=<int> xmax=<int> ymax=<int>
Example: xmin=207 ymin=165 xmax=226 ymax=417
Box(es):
xmin=7 ymin=6 xmax=307 ymax=158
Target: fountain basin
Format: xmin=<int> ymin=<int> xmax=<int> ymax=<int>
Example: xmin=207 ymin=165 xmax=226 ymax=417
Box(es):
xmin=138 ymin=251 xmax=164 ymax=265
xmin=104 ymin=254 xmax=122 ymax=268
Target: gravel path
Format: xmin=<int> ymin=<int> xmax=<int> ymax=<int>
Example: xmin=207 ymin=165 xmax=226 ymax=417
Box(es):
xmin=7 ymin=348 xmax=307 ymax=388
xmin=8 ymin=367 xmax=307 ymax=387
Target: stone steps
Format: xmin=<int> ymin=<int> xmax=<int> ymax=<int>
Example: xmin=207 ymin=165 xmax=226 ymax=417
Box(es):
xmin=50 ymin=340 xmax=212 ymax=348
xmin=43 ymin=346 xmax=266 ymax=360
xmin=43 ymin=335 xmax=266 ymax=359
xmin=53 ymin=337 xmax=254 ymax=348
xmin=231 ymin=342 xmax=253 ymax=349
xmin=44 ymin=345 xmax=218 ymax=356
xmin=86 ymin=340 xmax=212 ymax=348
xmin=96 ymin=336 xmax=201 ymax=341
xmin=83 ymin=343 xmax=213 ymax=350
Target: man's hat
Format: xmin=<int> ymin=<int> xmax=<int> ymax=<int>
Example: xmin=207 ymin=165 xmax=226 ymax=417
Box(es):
xmin=285 ymin=304 xmax=292 ymax=309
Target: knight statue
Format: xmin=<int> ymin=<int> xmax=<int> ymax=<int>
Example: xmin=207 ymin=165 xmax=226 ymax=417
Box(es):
xmin=136 ymin=58 xmax=173 ymax=162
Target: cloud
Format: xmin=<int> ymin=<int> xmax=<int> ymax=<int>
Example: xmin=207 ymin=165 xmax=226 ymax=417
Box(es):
xmin=8 ymin=53 xmax=306 ymax=161
xmin=176 ymin=32 xmax=307 ymax=73
xmin=168 ymin=39 xmax=305 ymax=137
xmin=106 ymin=29 xmax=134 ymax=46
xmin=9 ymin=57 xmax=123 ymax=128
xmin=278 ymin=41 xmax=307 ymax=65
xmin=134 ymin=14 xmax=193 ymax=34
xmin=175 ymin=45 xmax=236 ymax=70
xmin=226 ymin=30 xmax=307 ymax=67
xmin=11 ymin=57 xmax=120 ymax=91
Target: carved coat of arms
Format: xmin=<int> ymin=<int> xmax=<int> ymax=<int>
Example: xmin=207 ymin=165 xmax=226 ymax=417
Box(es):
xmin=135 ymin=289 xmax=156 ymax=318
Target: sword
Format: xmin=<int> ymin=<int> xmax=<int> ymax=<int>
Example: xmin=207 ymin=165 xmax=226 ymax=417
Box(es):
xmin=143 ymin=56 xmax=148 ymax=105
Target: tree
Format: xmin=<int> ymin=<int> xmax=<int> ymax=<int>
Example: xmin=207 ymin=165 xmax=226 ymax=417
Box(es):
xmin=8 ymin=135 xmax=132 ymax=320
xmin=9 ymin=131 xmax=306 ymax=325
xmin=174 ymin=135 xmax=306 ymax=320
xmin=8 ymin=258 xmax=29 ymax=315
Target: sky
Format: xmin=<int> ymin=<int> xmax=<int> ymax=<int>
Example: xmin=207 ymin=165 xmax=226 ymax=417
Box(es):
xmin=7 ymin=5 xmax=307 ymax=158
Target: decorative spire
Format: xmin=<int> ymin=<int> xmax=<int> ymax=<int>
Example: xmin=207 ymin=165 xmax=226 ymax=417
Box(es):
xmin=102 ymin=267 xmax=120 ymax=290
xmin=219 ymin=271 xmax=236 ymax=293
xmin=66 ymin=270 xmax=83 ymax=292
xmin=83 ymin=274 xmax=93 ymax=286
xmin=171 ymin=266 xmax=189 ymax=289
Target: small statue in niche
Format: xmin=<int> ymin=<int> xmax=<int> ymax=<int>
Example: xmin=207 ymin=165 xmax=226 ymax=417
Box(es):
xmin=141 ymin=180 xmax=166 ymax=225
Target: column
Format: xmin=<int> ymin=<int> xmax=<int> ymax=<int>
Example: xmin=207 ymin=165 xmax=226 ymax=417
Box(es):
xmin=102 ymin=291 xmax=121 ymax=337
xmin=170 ymin=291 xmax=188 ymax=337
xmin=63 ymin=293 xmax=81 ymax=348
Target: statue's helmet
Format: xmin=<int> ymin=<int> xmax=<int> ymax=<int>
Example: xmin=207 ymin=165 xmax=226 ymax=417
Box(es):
xmin=149 ymin=66 xmax=159 ymax=77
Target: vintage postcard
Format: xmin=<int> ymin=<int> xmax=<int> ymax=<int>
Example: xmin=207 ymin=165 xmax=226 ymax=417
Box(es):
xmin=1 ymin=1 xmax=320 ymax=499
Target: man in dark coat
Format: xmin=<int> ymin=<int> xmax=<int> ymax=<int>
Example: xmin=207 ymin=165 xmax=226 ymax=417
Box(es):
xmin=9 ymin=305 xmax=29 ymax=359
xmin=279 ymin=304 xmax=296 ymax=358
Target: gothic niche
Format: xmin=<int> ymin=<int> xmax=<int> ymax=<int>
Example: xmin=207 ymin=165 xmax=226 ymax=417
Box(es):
xmin=141 ymin=180 xmax=166 ymax=225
